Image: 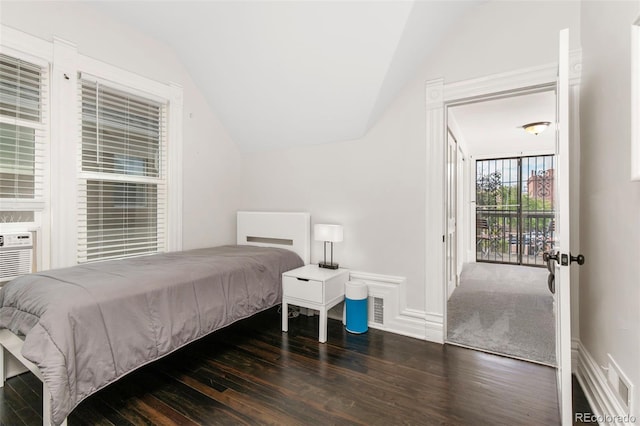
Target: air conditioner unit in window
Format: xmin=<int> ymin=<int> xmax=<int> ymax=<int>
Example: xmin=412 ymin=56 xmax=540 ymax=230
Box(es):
xmin=0 ymin=232 xmax=35 ymax=283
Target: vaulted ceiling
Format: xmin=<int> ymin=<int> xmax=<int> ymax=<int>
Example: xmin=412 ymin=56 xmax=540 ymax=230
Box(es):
xmin=94 ymin=1 xmax=482 ymax=152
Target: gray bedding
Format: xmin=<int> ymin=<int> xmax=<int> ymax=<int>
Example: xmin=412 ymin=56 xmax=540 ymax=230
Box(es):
xmin=0 ymin=245 xmax=303 ymax=425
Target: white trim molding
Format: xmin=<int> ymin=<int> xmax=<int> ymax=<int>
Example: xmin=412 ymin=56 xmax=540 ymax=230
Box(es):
xmin=348 ymin=271 xmax=436 ymax=342
xmin=167 ymin=82 xmax=184 ymax=252
xmin=0 ymin=25 xmax=53 ymax=63
xmin=575 ymin=341 xmax=636 ymax=425
xmin=444 ymin=50 xmax=582 ymax=103
xmin=424 ymin=78 xmax=445 ymax=342
xmin=632 ymin=22 xmax=640 ymax=181
xmin=51 ymin=37 xmax=79 ymax=269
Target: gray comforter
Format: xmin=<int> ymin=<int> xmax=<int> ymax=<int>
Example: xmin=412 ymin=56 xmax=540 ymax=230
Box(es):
xmin=0 ymin=245 xmax=303 ymax=425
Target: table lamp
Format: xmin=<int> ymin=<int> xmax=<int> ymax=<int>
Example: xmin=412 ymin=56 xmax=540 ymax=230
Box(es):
xmin=314 ymin=224 xmax=343 ymax=269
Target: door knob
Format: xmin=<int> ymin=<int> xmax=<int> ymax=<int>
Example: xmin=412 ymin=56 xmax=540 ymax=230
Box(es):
xmin=570 ymin=253 xmax=585 ymax=265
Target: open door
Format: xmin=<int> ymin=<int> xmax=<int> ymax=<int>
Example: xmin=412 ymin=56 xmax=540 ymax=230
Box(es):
xmin=545 ymin=28 xmax=584 ymax=425
xmin=554 ymin=27 xmax=572 ymax=426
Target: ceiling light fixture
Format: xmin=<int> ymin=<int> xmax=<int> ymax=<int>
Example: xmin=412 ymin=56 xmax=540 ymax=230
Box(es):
xmin=521 ymin=121 xmax=551 ymax=135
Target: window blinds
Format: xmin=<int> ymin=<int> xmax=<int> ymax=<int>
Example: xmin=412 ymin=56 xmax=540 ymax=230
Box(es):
xmin=0 ymin=54 xmax=41 ymax=122
xmin=80 ymin=80 xmax=161 ymax=177
xmin=0 ymin=54 xmax=46 ymax=212
xmin=78 ymin=78 xmax=167 ymax=263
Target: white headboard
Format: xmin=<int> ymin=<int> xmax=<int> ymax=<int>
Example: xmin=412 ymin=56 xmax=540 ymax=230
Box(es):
xmin=237 ymin=211 xmax=310 ymax=264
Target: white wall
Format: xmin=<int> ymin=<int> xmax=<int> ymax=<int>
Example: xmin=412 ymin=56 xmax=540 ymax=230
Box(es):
xmin=0 ymin=2 xmax=244 ymax=252
xmin=580 ymin=1 xmax=640 ymax=415
xmin=242 ymin=1 xmax=581 ymax=318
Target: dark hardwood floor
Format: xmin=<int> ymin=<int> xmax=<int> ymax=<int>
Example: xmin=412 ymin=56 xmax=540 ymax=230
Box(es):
xmin=0 ymin=307 xmax=593 ymax=425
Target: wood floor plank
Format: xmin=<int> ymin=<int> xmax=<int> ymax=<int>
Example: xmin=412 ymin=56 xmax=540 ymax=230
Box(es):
xmin=132 ymin=393 xmax=199 ymax=426
xmin=171 ymin=372 xmax=296 ymax=425
xmin=0 ymin=306 xmax=593 ymax=425
xmin=10 ymin=375 xmax=41 ymax=414
xmin=0 ymin=387 xmax=26 ymax=426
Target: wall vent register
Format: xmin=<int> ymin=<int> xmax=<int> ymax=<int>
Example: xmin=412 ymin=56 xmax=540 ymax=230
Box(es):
xmin=0 ymin=232 xmax=34 ymax=283
xmin=372 ymin=297 xmax=384 ymax=325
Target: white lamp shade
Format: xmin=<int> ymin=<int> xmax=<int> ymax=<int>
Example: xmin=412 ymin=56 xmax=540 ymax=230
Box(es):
xmin=314 ymin=224 xmax=343 ymax=242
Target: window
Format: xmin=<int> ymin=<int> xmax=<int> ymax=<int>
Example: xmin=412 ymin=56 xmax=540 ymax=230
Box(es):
xmin=78 ymin=78 xmax=167 ymax=262
xmin=0 ymin=53 xmax=46 ymax=223
xmin=475 ymin=155 xmax=555 ymax=267
xmin=2 ymin=29 xmax=182 ymax=268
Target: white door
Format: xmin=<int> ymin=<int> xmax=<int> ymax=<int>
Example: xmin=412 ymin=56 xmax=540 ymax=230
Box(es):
xmin=549 ymin=27 xmax=581 ymax=425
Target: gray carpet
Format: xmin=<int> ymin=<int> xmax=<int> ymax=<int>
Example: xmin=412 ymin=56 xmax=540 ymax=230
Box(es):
xmin=447 ymin=262 xmax=556 ymax=366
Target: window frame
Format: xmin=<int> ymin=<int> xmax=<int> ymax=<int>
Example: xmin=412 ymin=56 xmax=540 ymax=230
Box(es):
xmin=0 ymin=25 xmax=183 ymax=269
xmin=75 ymin=58 xmax=183 ymax=263
xmin=0 ymin=35 xmax=52 ymax=272
xmin=0 ymin=48 xmax=49 ymax=218
xmin=77 ymin=74 xmax=168 ymax=263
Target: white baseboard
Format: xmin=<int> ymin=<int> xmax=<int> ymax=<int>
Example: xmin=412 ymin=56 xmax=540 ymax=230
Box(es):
xmin=424 ymin=312 xmax=444 ymax=343
xmin=575 ymin=340 xmax=635 ymax=425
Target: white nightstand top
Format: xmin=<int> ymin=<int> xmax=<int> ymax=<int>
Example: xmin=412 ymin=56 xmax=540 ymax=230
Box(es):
xmin=283 ymin=264 xmax=349 ymax=281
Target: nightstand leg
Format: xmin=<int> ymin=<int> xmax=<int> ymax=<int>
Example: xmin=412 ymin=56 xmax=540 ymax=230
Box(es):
xmin=319 ymin=308 xmax=327 ymax=343
xmin=282 ymin=301 xmax=288 ymax=332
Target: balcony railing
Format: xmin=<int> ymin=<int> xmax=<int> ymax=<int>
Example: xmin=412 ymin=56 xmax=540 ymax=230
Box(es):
xmin=476 ymin=208 xmax=555 ymax=267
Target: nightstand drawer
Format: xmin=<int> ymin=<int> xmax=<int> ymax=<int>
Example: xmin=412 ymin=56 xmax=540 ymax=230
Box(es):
xmin=282 ymin=275 xmax=323 ymax=303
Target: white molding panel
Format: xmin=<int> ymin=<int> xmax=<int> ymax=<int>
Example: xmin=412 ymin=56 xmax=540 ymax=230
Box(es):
xmin=348 ymin=271 xmax=438 ymax=342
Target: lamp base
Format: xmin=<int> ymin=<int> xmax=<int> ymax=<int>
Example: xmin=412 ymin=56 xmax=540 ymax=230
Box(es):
xmin=318 ymin=262 xmax=339 ymax=270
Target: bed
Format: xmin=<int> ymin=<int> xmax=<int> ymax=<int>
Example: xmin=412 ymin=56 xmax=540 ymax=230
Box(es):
xmin=0 ymin=211 xmax=310 ymax=426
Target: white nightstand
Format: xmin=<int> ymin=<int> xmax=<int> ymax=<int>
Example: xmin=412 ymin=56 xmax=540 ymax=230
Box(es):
xmin=282 ymin=264 xmax=349 ymax=343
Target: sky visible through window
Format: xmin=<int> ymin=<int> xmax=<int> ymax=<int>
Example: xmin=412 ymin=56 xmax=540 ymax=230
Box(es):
xmin=476 ymin=155 xmax=554 ymax=196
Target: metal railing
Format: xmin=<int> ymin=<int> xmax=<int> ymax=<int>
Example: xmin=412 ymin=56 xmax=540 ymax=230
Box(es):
xmin=476 ymin=209 xmax=554 ymax=267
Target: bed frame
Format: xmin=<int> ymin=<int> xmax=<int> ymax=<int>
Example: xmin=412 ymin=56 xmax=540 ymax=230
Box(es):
xmin=237 ymin=211 xmax=310 ymax=264
xmin=0 ymin=211 xmax=310 ymax=426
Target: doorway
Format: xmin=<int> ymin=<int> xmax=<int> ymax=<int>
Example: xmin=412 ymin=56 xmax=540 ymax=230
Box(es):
xmin=445 ymin=89 xmax=557 ymax=365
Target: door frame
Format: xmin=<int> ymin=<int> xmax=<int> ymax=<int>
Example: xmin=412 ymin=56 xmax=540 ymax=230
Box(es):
xmin=424 ymin=51 xmax=581 ymax=344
